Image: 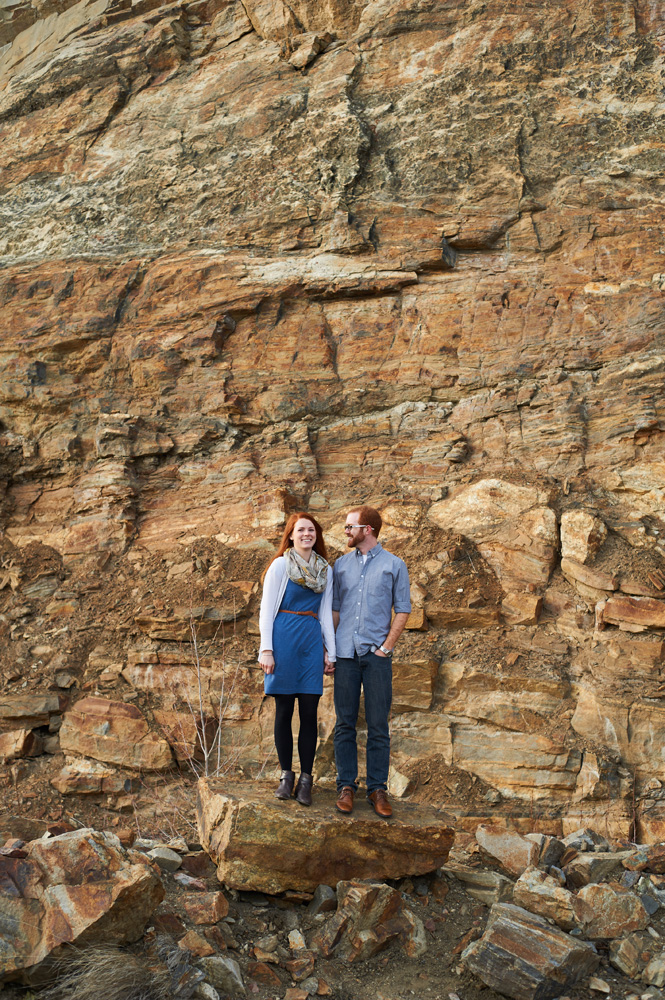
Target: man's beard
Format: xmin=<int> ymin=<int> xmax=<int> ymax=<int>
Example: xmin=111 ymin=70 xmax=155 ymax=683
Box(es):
xmin=347 ymin=533 xmax=360 ymax=549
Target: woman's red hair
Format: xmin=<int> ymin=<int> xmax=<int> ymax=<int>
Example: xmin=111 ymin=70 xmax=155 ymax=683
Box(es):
xmin=263 ymin=512 xmax=328 ymax=579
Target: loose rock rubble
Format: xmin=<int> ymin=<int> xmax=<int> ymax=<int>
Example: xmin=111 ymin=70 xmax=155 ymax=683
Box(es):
xmin=1 ymin=818 xmax=665 ymax=1000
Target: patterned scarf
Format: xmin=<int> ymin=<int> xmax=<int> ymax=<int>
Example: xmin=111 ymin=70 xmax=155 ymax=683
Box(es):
xmin=284 ymin=547 xmax=328 ymax=593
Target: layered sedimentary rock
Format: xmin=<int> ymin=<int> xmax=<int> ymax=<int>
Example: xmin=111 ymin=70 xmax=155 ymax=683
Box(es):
xmin=197 ymin=778 xmax=454 ymax=892
xmin=1 ymin=0 xmax=664 ymax=836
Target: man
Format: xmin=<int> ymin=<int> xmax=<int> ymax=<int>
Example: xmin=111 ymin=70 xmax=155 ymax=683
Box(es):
xmin=332 ymin=505 xmax=411 ymax=818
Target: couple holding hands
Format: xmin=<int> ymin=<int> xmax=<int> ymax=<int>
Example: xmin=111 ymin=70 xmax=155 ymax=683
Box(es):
xmin=258 ymin=506 xmax=411 ymax=817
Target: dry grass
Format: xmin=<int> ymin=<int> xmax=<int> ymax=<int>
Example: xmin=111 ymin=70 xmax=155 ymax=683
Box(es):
xmin=40 ymin=947 xmax=174 ymax=1000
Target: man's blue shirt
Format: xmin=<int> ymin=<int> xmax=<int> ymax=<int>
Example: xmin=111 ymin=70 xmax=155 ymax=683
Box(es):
xmin=332 ymin=542 xmax=411 ymax=658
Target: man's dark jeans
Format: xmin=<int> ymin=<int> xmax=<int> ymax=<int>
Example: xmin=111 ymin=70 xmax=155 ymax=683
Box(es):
xmin=333 ymin=650 xmax=392 ymax=795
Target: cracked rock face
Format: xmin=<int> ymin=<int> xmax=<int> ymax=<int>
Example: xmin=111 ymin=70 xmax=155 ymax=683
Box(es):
xmin=1 ymin=0 xmax=665 ymax=837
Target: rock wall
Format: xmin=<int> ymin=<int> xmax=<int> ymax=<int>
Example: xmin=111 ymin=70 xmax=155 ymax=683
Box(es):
xmin=0 ymin=0 xmax=664 ymax=838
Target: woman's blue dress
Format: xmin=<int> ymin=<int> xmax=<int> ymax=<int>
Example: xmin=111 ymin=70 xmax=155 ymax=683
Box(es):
xmin=265 ymin=578 xmax=324 ymax=696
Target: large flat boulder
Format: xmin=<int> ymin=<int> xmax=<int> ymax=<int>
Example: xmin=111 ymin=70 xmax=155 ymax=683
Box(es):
xmin=0 ymin=828 xmax=164 ymax=982
xmin=197 ymin=779 xmax=454 ymax=894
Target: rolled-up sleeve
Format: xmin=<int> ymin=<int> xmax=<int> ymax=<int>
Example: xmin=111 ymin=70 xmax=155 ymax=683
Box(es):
xmin=332 ymin=561 xmax=341 ymax=613
xmin=392 ymin=560 xmax=412 ymax=614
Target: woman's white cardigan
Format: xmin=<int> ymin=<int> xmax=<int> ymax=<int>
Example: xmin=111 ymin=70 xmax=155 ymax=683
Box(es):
xmin=259 ymin=556 xmax=336 ymax=661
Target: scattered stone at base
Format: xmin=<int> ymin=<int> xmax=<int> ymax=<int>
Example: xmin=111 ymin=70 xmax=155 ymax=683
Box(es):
xmin=443 ymin=862 xmax=514 ymax=905
xmin=524 ymin=833 xmax=566 ymax=869
xmin=177 ymin=929 xmax=215 ymax=957
xmin=182 ymin=891 xmax=229 ymax=924
xmin=462 ymin=902 xmax=600 ymax=1000
xmin=624 ymin=844 xmax=665 ymax=875
xmin=573 ymin=882 xmax=650 ymax=939
xmin=475 ymin=825 xmax=540 ymax=877
xmin=247 ymin=961 xmax=282 ymax=987
xmin=283 ymin=951 xmax=316 ymax=981
xmin=564 ymin=851 xmax=632 ymax=889
xmin=311 ymin=879 xmax=427 ymax=963
xmin=562 ymin=828 xmax=611 ymax=852
xmin=284 ymin=989 xmax=309 ymax=1000
xmin=193 ymin=984 xmax=220 ymax=1000
xmin=609 ymin=930 xmax=662 ymax=979
xmin=288 ymin=929 xmax=307 ymax=951
xmin=643 ymin=952 xmax=665 ymax=987
xmin=513 ymin=867 xmax=577 ymax=930
xmin=148 ymin=846 xmax=183 ymax=871
xmin=198 ymin=955 xmax=245 ymax=996
xmin=307 ymin=885 xmax=337 ymax=916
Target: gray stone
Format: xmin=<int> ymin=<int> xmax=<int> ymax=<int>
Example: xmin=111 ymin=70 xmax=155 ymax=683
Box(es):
xmin=524 ymin=833 xmax=566 ymax=869
xmin=198 ymin=957 xmax=245 ymax=996
xmin=307 ymin=884 xmax=337 ymax=916
xmin=147 ymin=846 xmax=183 ymax=871
xmin=443 ymin=863 xmax=515 ymax=905
xmin=564 ymin=852 xmax=633 ymax=889
xmin=562 ymin=828 xmax=611 ymax=853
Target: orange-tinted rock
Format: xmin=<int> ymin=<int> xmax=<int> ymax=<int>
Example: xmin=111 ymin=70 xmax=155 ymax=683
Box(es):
xmin=51 ymin=758 xmax=128 ymax=794
xmin=311 ymin=880 xmax=426 ymax=962
xmin=0 ymin=828 xmax=164 ymax=980
xmin=59 ymin=697 xmax=172 ymax=771
xmin=247 ymin=962 xmax=282 ymax=987
xmin=428 ymin=482 xmax=558 ymax=590
xmin=573 ymin=883 xmax=650 ymax=940
xmin=501 ymin=593 xmax=543 ymax=626
xmin=177 ymin=929 xmax=215 ymax=957
xmin=513 ymin=868 xmax=577 ymax=931
xmin=0 ymin=695 xmax=61 ymax=731
xmin=476 ymin=825 xmax=540 ymax=878
xmin=283 ymin=952 xmax=316 ymax=981
xmin=182 ymin=891 xmax=229 ymax=925
xmin=197 ymin=779 xmax=453 ymax=894
xmin=0 ymin=729 xmax=41 ymax=763
xmin=603 ymin=595 xmax=665 ymax=631
xmin=560 ymin=512 xmax=608 ymax=565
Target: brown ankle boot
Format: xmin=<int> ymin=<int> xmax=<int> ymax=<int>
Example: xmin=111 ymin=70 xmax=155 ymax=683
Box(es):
xmin=275 ymin=770 xmax=295 ymax=799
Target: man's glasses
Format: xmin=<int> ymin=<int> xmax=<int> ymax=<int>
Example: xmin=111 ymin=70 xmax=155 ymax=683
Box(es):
xmin=344 ymin=524 xmax=370 ymax=532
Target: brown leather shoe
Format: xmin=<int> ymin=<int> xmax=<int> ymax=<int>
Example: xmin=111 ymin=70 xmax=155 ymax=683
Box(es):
xmin=336 ymin=786 xmax=354 ymax=814
xmin=368 ymin=789 xmax=393 ymax=818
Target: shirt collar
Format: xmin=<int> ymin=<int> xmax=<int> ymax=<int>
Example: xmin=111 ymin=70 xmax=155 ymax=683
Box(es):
xmin=355 ymin=542 xmax=383 ymax=559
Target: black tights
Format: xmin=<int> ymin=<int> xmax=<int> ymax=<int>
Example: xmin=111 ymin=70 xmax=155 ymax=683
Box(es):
xmin=273 ymin=694 xmax=321 ymax=774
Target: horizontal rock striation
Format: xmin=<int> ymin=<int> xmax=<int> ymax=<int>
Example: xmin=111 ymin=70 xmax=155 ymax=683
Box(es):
xmin=0 ymin=0 xmax=664 ymax=838
xmin=197 ymin=778 xmax=454 ymax=893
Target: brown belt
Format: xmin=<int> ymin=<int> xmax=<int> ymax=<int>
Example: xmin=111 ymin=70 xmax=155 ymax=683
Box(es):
xmin=279 ymin=609 xmax=319 ymax=620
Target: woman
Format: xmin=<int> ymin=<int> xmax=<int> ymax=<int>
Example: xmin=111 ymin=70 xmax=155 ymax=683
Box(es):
xmin=258 ymin=512 xmax=336 ymax=806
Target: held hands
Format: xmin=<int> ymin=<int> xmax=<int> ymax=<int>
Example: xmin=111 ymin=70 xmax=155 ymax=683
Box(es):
xmin=259 ymin=651 xmax=275 ymax=674
xmin=323 ymin=651 xmax=335 ymax=675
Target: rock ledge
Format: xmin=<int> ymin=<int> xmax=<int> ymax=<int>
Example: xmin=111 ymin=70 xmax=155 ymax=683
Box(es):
xmin=197 ymin=779 xmax=454 ymax=894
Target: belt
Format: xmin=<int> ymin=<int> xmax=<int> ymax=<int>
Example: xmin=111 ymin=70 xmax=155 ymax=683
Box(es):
xmin=279 ymin=609 xmax=319 ymax=620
